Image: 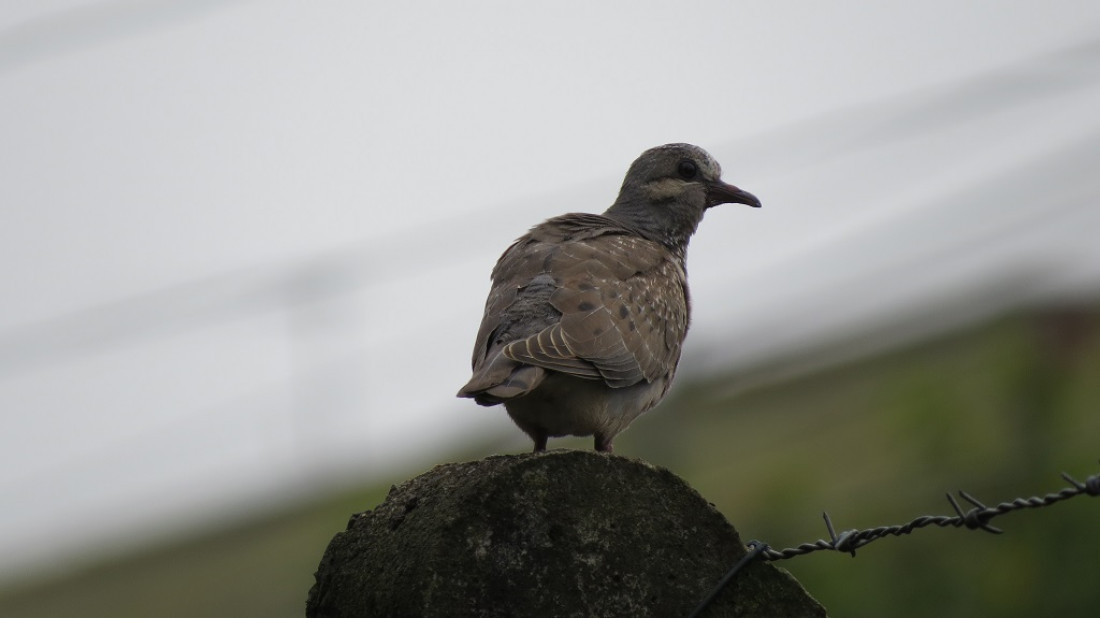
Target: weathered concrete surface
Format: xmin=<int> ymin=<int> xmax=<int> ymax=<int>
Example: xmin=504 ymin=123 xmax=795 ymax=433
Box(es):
xmin=307 ymin=450 xmax=825 ymax=617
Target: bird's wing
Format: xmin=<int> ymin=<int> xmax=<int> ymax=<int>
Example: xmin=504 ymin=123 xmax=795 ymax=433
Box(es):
xmin=468 ymin=214 xmax=688 ymax=390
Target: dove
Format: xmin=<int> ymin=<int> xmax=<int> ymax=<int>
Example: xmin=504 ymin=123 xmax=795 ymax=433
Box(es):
xmin=458 ymin=143 xmax=760 ymax=452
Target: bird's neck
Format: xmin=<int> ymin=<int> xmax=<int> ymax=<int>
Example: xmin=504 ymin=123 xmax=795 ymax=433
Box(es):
xmin=603 ymin=199 xmax=698 ymax=257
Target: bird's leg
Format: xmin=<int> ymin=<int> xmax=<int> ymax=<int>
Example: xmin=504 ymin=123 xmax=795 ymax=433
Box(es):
xmin=532 ymin=434 xmax=548 ymax=452
xmin=594 ymin=435 xmax=614 ymax=453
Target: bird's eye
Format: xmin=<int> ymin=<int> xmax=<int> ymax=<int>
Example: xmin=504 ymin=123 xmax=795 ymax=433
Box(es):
xmin=677 ymin=160 xmax=698 ymax=180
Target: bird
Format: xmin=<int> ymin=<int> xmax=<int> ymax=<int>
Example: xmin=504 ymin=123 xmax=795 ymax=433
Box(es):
xmin=457 ymin=143 xmax=760 ymax=452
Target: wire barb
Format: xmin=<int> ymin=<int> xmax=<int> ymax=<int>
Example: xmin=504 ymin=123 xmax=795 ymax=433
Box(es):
xmin=822 ymin=511 xmax=858 ymax=557
xmin=953 ymin=490 xmax=1004 ymax=534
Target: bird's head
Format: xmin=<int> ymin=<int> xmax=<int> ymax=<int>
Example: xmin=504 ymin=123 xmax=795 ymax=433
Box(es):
xmin=605 ymin=143 xmax=760 ymax=249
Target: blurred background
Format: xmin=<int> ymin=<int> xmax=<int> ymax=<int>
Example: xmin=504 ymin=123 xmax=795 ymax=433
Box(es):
xmin=2 ymin=1 xmax=1099 ymax=616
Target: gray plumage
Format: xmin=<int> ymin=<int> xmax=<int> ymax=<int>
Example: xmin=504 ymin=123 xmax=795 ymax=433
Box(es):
xmin=458 ymin=143 xmax=761 ymax=452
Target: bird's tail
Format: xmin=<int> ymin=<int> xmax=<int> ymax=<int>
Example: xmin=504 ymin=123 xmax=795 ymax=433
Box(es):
xmin=457 ymin=358 xmax=546 ymax=406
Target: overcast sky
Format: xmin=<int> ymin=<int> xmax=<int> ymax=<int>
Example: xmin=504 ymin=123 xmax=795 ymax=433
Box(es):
xmin=2 ymin=0 xmax=1099 ymax=584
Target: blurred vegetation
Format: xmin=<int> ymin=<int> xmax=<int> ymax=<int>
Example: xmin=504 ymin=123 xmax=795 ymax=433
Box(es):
xmin=0 ymin=484 xmax=388 ymax=618
xmin=0 ymin=305 xmax=1097 ymax=617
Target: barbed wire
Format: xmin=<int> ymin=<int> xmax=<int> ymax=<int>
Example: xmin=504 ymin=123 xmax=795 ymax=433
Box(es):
xmin=690 ymin=463 xmax=1100 ymax=618
xmin=759 ymin=465 xmax=1099 ymax=561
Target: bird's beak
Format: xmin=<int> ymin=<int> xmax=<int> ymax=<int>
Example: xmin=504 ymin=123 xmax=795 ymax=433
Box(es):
xmin=706 ymin=180 xmax=762 ymax=209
